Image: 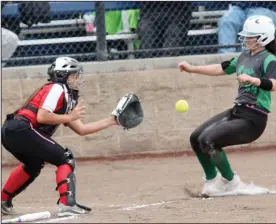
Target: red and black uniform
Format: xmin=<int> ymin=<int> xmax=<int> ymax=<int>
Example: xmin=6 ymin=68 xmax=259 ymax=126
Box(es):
xmin=1 ymin=82 xmax=79 ymax=206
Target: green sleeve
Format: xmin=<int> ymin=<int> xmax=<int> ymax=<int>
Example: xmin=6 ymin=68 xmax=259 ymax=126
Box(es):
xmin=221 ymin=56 xmax=239 ymax=75
xmin=263 ymin=54 xmax=276 ymax=79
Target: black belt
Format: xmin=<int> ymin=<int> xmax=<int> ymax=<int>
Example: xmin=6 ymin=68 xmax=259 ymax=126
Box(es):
xmin=234 ymin=104 xmax=268 ymax=116
xmin=244 ymin=104 xmax=268 ymax=116
xmin=13 ymin=115 xmax=31 ymax=123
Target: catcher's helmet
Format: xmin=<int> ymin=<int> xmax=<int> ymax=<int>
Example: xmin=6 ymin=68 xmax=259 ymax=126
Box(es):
xmin=47 ymin=57 xmax=83 ymax=83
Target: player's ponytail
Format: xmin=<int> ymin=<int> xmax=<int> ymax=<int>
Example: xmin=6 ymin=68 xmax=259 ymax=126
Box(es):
xmin=265 ymin=38 xmax=276 ymax=55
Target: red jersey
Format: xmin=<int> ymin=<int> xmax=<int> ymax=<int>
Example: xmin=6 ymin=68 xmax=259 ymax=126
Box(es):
xmin=17 ymin=83 xmax=66 ymax=127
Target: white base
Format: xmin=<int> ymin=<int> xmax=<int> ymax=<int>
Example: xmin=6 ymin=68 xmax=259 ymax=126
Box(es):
xmin=209 ymin=182 xmax=275 ymax=197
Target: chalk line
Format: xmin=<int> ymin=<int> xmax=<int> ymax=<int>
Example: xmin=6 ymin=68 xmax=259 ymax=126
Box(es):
xmin=33 ymin=215 xmax=75 ymax=223
xmin=118 ymin=200 xmax=173 ymax=211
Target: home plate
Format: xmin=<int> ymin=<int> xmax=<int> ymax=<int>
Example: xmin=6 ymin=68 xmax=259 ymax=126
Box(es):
xmin=217 ymin=183 xmax=276 ymax=197
xmin=236 ymin=182 xmax=276 ymax=196
xmin=185 ymin=183 xmax=276 ymax=198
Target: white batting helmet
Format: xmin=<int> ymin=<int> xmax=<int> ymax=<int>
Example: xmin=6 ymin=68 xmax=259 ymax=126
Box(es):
xmin=238 ymin=15 xmax=275 ymax=46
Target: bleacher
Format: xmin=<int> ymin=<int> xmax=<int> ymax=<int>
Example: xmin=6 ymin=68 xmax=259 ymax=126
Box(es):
xmin=2 ymin=2 xmax=139 ymax=65
xmin=2 ymin=1 xmax=229 ymax=66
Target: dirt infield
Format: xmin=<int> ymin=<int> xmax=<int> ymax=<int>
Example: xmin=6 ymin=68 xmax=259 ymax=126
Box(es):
xmin=2 ymin=149 xmax=276 ymax=223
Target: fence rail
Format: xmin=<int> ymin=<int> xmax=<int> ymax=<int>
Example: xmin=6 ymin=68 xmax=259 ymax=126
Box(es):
xmin=2 ymin=1 xmax=276 ymax=67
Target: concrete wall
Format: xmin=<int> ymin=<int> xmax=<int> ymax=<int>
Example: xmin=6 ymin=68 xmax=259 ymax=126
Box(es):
xmin=2 ymin=54 xmax=275 ymax=165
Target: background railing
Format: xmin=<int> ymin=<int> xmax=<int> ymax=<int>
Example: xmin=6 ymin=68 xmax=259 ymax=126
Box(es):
xmin=2 ymin=1 xmax=276 ymax=67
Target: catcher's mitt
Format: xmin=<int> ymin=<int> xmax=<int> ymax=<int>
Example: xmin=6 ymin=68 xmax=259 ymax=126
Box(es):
xmin=112 ymin=93 xmax=144 ymax=130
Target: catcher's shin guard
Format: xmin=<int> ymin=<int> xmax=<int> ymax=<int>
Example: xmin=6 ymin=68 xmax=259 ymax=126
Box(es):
xmin=56 ymin=148 xmax=76 ymax=206
xmin=2 ymin=164 xmax=43 ymax=201
xmin=56 ymin=148 xmax=91 ymax=212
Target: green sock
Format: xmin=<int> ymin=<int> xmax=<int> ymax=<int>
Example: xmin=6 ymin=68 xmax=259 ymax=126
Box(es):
xmin=194 ymin=150 xmax=217 ymax=180
xmin=210 ymin=150 xmax=234 ymax=181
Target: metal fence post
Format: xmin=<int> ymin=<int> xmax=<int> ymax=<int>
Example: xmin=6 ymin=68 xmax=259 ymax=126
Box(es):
xmin=95 ymin=2 xmax=108 ymax=61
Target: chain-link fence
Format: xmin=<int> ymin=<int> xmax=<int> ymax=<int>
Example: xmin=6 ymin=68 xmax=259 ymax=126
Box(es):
xmin=2 ymin=1 xmax=276 ymax=67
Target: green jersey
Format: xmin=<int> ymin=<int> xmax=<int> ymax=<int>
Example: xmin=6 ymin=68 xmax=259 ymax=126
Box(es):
xmin=222 ymin=50 xmax=276 ymax=112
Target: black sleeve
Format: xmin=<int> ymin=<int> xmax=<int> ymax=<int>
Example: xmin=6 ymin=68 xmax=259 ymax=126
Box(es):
xmin=221 ymin=56 xmax=239 ymax=75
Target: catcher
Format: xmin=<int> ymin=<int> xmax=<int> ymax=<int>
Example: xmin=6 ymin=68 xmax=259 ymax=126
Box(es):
xmin=1 ymin=57 xmax=143 ymax=216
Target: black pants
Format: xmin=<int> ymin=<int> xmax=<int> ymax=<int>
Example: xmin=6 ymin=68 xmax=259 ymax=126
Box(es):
xmin=190 ymin=105 xmax=268 ymax=153
xmin=1 ymin=118 xmax=67 ymax=173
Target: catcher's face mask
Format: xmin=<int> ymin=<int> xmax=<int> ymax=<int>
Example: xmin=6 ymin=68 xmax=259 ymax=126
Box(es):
xmin=67 ymin=72 xmax=83 ymax=90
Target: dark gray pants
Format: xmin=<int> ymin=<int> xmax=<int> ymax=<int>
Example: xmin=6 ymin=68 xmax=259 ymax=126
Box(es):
xmin=190 ymin=105 xmax=267 ymax=153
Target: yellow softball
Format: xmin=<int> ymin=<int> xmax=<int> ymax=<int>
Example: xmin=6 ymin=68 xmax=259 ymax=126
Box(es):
xmin=175 ymin=100 xmax=189 ymax=113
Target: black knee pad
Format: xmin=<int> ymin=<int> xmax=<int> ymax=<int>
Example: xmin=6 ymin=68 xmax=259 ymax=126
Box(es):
xmin=23 ymin=162 xmax=44 ymax=177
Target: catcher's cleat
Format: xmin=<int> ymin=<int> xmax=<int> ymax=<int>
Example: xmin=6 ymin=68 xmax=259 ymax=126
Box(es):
xmin=58 ymin=203 xmax=90 ymax=217
xmin=1 ymin=200 xmax=18 ymax=215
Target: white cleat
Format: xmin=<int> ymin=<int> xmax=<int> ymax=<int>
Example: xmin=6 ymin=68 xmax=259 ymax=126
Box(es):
xmin=58 ymin=204 xmax=87 ymax=217
xmin=218 ymin=174 xmax=242 ymax=196
xmin=202 ymin=173 xmax=242 ymax=197
xmin=202 ymin=173 xmax=270 ymax=197
xmin=201 ymin=173 xmax=222 ymax=196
